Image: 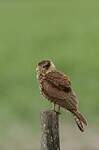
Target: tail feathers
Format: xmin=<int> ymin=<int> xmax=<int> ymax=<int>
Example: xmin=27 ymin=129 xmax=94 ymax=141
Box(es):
xmin=74 ymin=115 xmax=84 ymax=132
xmin=72 ymin=111 xmax=87 ymax=132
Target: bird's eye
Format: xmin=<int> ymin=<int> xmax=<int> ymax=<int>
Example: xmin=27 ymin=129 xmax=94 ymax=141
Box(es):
xmin=45 ymin=63 xmax=50 ymax=68
xmin=42 ymin=65 xmax=45 ymax=68
xmin=42 ymin=63 xmax=50 ymax=69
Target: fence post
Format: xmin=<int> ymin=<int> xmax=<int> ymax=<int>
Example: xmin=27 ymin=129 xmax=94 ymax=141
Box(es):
xmin=40 ymin=110 xmax=60 ymax=150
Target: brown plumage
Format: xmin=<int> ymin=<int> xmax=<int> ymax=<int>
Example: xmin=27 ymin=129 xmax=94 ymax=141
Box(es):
xmin=36 ymin=60 xmax=87 ymax=132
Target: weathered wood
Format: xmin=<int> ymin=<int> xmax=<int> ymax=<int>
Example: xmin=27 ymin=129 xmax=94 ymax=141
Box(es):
xmin=40 ymin=110 xmax=60 ymax=150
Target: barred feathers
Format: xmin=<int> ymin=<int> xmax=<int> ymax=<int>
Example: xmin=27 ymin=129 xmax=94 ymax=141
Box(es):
xmin=72 ymin=111 xmax=87 ymax=132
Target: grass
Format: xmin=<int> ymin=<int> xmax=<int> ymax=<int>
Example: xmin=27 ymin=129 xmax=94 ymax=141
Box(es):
xmin=0 ymin=0 xmax=99 ymax=145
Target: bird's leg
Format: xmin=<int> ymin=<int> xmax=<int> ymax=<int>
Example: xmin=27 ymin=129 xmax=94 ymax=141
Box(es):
xmin=54 ymin=103 xmax=56 ymax=111
xmin=51 ymin=103 xmax=56 ymax=111
xmin=51 ymin=103 xmax=61 ymax=114
xmin=56 ymin=105 xmax=61 ymax=114
xmin=58 ymin=105 xmax=60 ymax=111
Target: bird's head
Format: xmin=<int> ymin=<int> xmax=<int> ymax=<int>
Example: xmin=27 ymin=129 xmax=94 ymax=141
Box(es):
xmin=36 ymin=60 xmax=56 ymax=77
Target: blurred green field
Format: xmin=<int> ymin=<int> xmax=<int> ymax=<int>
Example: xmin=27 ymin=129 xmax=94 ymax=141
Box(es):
xmin=0 ymin=0 xmax=99 ymax=149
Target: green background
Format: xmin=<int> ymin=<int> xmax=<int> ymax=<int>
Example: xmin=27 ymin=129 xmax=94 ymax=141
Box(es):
xmin=0 ymin=0 xmax=99 ymax=149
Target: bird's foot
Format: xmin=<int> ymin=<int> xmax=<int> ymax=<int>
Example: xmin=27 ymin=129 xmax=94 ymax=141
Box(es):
xmin=51 ymin=109 xmax=61 ymax=115
xmin=51 ymin=104 xmax=61 ymax=115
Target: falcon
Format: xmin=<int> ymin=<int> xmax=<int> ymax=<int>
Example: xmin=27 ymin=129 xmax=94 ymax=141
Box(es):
xmin=36 ymin=60 xmax=87 ymax=132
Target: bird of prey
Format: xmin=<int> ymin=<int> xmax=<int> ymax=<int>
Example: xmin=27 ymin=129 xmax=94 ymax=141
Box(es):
xmin=36 ymin=60 xmax=87 ymax=132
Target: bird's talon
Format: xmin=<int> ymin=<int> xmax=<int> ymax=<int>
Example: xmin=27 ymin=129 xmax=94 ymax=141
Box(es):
xmin=51 ymin=109 xmax=61 ymax=115
xmin=56 ymin=111 xmax=61 ymax=115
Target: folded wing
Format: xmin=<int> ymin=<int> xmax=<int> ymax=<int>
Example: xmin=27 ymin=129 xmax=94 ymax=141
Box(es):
xmin=42 ymin=71 xmax=78 ymax=110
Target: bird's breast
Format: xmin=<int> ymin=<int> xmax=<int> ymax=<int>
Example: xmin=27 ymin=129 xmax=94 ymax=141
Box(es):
xmin=39 ymin=81 xmax=51 ymax=100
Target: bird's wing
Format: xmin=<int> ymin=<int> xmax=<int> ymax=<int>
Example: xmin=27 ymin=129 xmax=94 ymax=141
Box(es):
xmin=43 ymin=71 xmax=78 ymax=110
xmin=45 ymin=71 xmax=71 ymax=92
xmin=42 ymin=79 xmax=70 ymax=108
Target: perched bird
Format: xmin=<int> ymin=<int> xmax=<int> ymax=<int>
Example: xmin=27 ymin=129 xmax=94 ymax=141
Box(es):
xmin=36 ymin=60 xmax=87 ymax=132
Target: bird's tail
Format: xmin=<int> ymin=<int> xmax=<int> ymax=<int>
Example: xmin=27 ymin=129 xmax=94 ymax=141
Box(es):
xmin=72 ymin=110 xmax=87 ymax=132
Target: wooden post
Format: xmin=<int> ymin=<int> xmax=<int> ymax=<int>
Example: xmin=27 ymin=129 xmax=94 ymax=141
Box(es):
xmin=40 ymin=110 xmax=60 ymax=150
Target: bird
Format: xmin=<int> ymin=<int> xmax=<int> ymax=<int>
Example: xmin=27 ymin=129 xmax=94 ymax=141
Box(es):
xmin=36 ymin=60 xmax=87 ymax=132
